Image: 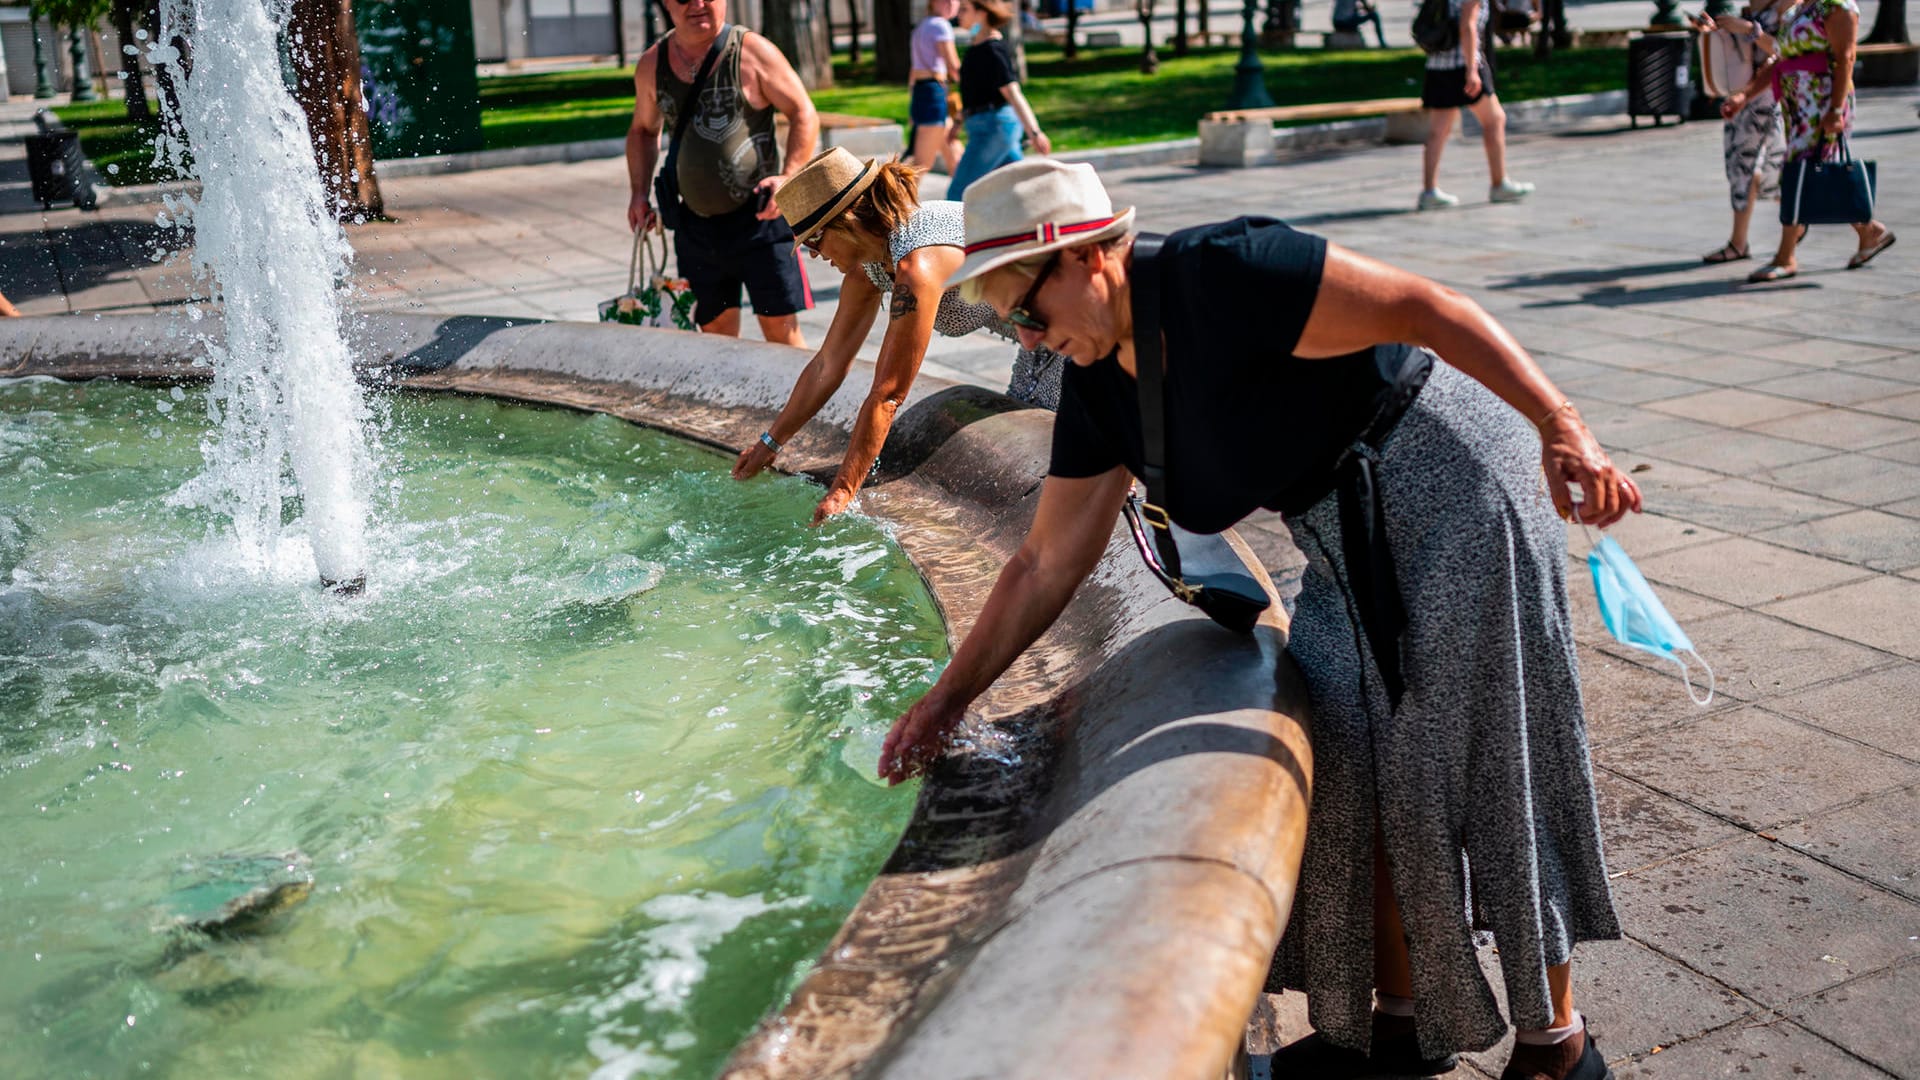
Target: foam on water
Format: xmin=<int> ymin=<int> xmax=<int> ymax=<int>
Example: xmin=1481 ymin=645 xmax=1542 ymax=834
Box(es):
xmin=147 ymin=0 xmax=373 ymax=587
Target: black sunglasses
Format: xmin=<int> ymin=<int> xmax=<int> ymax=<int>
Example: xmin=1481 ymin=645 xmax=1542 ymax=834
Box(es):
xmin=1006 ymin=253 xmax=1059 ymax=333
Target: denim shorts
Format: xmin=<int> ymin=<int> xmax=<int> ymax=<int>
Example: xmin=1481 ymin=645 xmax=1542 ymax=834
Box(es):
xmin=910 ymin=79 xmax=949 ymax=127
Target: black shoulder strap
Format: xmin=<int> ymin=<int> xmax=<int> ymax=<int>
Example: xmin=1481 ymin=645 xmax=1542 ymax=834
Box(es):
xmin=662 ymin=26 xmax=728 ymax=166
xmin=1129 ymin=232 xmax=1184 ymax=581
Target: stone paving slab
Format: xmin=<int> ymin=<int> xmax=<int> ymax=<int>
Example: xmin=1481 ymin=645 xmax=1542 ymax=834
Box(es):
xmin=7 ymin=89 xmax=1920 ymax=1079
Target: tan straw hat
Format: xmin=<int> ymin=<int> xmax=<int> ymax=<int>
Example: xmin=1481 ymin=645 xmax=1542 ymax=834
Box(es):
xmin=776 ymin=147 xmax=882 ymax=239
xmin=946 ymin=159 xmax=1136 ymax=290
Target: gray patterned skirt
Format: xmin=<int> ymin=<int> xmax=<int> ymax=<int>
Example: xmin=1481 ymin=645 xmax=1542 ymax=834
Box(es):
xmin=1272 ymin=360 xmax=1621 ymax=1059
xmin=1724 ymin=92 xmax=1785 ymax=213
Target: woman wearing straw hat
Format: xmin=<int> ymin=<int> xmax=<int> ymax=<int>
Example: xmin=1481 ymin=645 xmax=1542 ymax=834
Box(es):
xmin=736 ymin=148 xmax=1064 ymax=524
xmin=879 ymin=159 xmax=1640 ymax=1080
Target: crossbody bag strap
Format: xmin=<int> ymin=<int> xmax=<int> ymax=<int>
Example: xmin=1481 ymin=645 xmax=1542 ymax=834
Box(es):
xmin=661 ymin=26 xmax=729 ymax=180
xmin=1129 ymin=232 xmax=1185 ymax=582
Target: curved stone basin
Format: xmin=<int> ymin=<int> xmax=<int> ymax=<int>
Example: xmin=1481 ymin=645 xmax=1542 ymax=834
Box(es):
xmin=1 ymin=313 xmax=1314 ymax=1080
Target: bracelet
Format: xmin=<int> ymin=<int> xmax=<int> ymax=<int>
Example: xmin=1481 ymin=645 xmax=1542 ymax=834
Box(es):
xmin=1533 ymin=399 xmax=1576 ymax=429
xmin=759 ymin=431 xmax=782 ymax=454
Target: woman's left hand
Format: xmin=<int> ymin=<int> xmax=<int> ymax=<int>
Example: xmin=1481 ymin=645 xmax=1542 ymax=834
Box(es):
xmin=1540 ymin=411 xmax=1642 ymax=528
xmin=1819 ymin=106 xmax=1846 ymax=135
xmin=733 ymin=440 xmax=777 ymax=480
xmin=1028 ymin=129 xmax=1052 ymax=155
xmin=811 ymin=485 xmax=856 ymax=526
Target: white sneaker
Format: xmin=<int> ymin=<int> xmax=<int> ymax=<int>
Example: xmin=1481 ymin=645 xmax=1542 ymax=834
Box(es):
xmin=1490 ymin=179 xmax=1535 ymax=203
xmin=1417 ymin=188 xmax=1460 ymax=211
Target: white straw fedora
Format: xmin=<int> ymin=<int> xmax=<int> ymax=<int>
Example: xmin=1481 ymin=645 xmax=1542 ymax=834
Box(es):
xmin=776 ymin=147 xmax=883 ymax=239
xmin=946 ymin=159 xmax=1136 ymax=290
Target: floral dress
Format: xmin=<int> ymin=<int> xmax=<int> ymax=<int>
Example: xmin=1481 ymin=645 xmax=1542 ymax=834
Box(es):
xmin=1776 ymin=0 xmax=1857 ymax=161
xmin=1723 ymin=5 xmax=1786 ymax=211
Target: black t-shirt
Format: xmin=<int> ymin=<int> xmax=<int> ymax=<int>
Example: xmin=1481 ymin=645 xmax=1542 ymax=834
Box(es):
xmin=959 ymin=37 xmax=1018 ymax=112
xmin=1048 ymin=217 xmax=1434 ymax=535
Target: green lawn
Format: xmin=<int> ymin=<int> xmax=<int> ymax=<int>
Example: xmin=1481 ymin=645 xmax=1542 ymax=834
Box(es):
xmin=61 ymin=44 xmax=1627 ymax=186
xmin=485 ymin=44 xmax=1626 ymax=153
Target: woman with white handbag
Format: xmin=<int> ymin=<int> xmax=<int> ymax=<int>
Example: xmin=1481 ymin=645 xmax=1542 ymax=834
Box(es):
xmin=1690 ymin=0 xmax=1790 ymax=265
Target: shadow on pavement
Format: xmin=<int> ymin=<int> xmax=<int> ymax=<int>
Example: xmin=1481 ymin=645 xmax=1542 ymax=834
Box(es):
xmin=0 ymin=220 xmax=185 ymax=303
xmin=1287 ymin=206 xmax=1418 ymax=227
xmin=1491 ymin=259 xmax=1703 ymax=289
xmin=1520 ymin=276 xmax=1820 ymax=308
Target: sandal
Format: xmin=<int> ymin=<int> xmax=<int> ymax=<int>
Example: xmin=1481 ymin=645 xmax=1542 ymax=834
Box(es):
xmin=1746 ymin=262 xmax=1798 ymax=283
xmin=1849 ymin=229 xmax=1896 ymax=269
xmin=1702 ymin=242 xmax=1750 ymax=264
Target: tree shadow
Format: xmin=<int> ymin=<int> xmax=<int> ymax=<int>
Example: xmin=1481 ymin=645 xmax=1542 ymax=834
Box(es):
xmin=0 ymin=220 xmax=188 ymax=303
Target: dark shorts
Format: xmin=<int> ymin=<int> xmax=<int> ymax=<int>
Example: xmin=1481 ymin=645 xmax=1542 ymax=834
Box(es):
xmin=1421 ymin=60 xmax=1495 ymax=109
xmin=673 ymin=203 xmax=809 ymax=327
xmin=910 ymin=79 xmax=949 ymax=127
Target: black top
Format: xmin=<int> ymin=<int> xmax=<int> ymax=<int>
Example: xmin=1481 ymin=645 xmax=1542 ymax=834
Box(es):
xmin=958 ymin=37 xmax=1018 ymax=112
xmin=1048 ymin=217 xmax=1434 ymax=535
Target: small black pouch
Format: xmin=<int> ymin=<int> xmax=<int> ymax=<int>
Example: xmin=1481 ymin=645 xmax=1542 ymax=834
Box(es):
xmin=1127 ymin=233 xmax=1273 ymax=634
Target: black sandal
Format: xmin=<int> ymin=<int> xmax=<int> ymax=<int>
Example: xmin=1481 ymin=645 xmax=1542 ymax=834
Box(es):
xmin=1702 ymin=242 xmax=1750 ymax=264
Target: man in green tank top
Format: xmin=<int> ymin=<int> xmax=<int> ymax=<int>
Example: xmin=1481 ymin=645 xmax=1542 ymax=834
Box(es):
xmin=627 ymin=0 xmax=819 ymax=345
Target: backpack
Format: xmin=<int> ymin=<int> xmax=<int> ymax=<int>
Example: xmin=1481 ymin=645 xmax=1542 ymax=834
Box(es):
xmin=1412 ymin=0 xmax=1460 ymax=53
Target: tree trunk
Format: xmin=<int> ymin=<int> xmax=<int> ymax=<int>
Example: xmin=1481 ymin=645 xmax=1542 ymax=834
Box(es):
xmin=1864 ymin=0 xmax=1909 ymax=43
xmin=764 ymin=0 xmax=835 ymax=87
xmin=286 ymin=0 xmax=383 ymax=220
xmin=1065 ymin=0 xmax=1080 ymax=58
xmin=873 ymin=0 xmax=912 ymax=80
xmin=847 ymin=0 xmax=861 ymax=65
xmin=112 ymin=0 xmax=151 ymax=120
xmin=1174 ymin=0 xmax=1188 ymax=54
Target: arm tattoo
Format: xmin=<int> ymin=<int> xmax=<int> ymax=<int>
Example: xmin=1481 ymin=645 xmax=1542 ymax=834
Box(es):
xmin=889 ymin=290 xmax=920 ymax=320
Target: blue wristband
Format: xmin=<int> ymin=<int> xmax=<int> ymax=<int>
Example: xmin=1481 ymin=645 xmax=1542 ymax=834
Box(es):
xmin=759 ymin=431 xmax=782 ymax=453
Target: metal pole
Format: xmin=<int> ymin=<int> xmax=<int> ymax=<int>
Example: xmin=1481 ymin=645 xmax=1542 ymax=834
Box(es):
xmin=1225 ymin=0 xmax=1272 ymax=108
xmin=69 ymin=25 xmax=101 ymax=102
xmin=32 ymin=14 xmax=58 ymax=99
xmin=1651 ymin=0 xmax=1681 ymax=25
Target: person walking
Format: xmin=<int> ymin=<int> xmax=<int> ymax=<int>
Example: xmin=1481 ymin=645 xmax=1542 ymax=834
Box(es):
xmin=883 ymin=160 xmax=1640 ymax=1080
xmin=625 ymin=0 xmax=818 ymax=345
xmin=945 ymin=0 xmax=1051 ymax=201
xmin=1418 ymin=0 xmax=1533 ymax=210
xmin=735 ymin=149 xmax=1063 ymax=523
xmin=1691 ymin=0 xmax=1790 ymax=264
xmin=1723 ymin=0 xmax=1894 ymax=281
xmin=908 ymin=0 xmax=966 ymax=174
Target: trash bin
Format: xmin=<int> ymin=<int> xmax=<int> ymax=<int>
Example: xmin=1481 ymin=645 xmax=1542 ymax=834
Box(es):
xmin=26 ymin=130 xmax=79 ymax=209
xmin=1627 ymin=32 xmax=1693 ymax=127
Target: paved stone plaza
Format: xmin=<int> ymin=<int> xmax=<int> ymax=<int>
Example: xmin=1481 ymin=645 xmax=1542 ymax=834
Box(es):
xmin=5 ymin=88 xmax=1919 ymax=1078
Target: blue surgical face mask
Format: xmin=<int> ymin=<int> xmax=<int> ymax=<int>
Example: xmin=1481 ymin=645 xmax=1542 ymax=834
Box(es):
xmin=1588 ymin=534 xmax=1715 ymax=706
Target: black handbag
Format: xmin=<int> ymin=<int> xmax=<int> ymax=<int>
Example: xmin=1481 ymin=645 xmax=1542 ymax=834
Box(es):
xmin=1780 ymin=137 xmax=1877 ymax=227
xmin=1123 ymin=234 xmax=1272 ymax=635
xmin=653 ymin=28 xmax=727 ymax=233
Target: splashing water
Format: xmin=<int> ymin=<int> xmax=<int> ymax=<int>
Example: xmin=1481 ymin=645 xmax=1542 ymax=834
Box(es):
xmin=148 ymin=0 xmax=372 ymax=588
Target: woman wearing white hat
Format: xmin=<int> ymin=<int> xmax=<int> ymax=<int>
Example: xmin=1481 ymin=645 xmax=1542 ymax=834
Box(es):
xmin=879 ymin=159 xmax=1640 ymax=1080
xmin=736 ymin=148 xmax=1063 ymax=524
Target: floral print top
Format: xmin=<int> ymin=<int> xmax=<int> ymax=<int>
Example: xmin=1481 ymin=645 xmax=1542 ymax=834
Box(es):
xmin=1774 ymin=0 xmax=1858 ymax=159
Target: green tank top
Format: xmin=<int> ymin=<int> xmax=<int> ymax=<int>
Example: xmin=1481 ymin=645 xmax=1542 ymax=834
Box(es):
xmin=656 ymin=25 xmax=781 ymax=218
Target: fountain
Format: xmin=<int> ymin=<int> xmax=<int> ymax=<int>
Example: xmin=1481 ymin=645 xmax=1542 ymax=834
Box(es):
xmin=147 ymin=0 xmax=374 ymax=592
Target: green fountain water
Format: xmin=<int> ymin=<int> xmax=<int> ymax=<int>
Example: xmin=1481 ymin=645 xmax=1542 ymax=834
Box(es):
xmin=0 ymin=377 xmax=945 ymax=1078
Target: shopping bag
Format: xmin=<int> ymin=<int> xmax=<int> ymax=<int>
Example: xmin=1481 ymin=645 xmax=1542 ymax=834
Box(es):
xmin=1780 ymin=138 xmax=1877 ymax=227
xmin=599 ymin=228 xmax=698 ymax=331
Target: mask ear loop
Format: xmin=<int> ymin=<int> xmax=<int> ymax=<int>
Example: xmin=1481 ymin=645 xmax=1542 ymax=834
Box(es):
xmin=1675 ymin=649 xmax=1716 ymax=707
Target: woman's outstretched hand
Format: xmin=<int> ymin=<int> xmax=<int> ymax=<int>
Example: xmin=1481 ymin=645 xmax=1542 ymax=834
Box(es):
xmin=732 ymin=441 xmax=776 ymax=481
xmin=879 ymin=691 xmax=965 ymax=786
xmin=1540 ymin=411 xmax=1642 ymax=528
xmin=810 ymin=486 xmax=856 ymax=526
